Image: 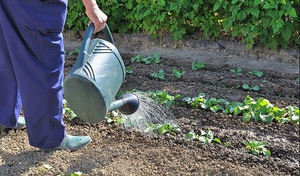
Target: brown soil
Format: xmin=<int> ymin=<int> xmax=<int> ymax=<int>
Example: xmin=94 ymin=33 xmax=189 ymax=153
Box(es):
xmin=0 ymin=36 xmax=299 ymax=176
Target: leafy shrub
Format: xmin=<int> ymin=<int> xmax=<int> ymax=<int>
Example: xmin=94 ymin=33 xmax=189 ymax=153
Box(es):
xmin=66 ymin=0 xmax=299 ymax=49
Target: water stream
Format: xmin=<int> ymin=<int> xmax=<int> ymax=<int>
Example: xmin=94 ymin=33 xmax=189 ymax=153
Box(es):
xmin=120 ymin=92 xmax=177 ymax=131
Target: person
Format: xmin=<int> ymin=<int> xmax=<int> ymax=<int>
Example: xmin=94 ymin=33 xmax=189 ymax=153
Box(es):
xmin=0 ymin=0 xmax=107 ymax=151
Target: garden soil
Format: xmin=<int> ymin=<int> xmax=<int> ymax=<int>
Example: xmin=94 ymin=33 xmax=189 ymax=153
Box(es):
xmin=0 ymin=33 xmax=299 ymax=176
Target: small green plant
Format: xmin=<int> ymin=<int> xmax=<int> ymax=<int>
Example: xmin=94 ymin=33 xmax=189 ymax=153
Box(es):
xmin=150 ymin=69 xmax=165 ymax=80
xmin=201 ymin=98 xmax=228 ymax=113
xmin=182 ymin=93 xmax=206 ymax=108
xmin=183 ymin=93 xmax=228 ymax=112
xmin=230 ymin=68 xmax=242 ymax=75
xmin=39 ymin=166 xmax=47 ymax=175
xmin=191 ymin=61 xmax=206 ymax=71
xmin=63 ymin=99 xmax=77 ymax=120
xmin=148 ymin=90 xmax=182 ymax=107
xmin=70 ymin=172 xmax=83 ymax=176
xmin=243 ymin=140 xmax=271 ymax=157
xmin=146 ymin=122 xmax=181 ymax=135
xmin=105 ymin=111 xmax=123 ymax=126
xmin=38 ymin=164 xmax=53 ymax=175
xmin=249 ymin=70 xmax=263 ymax=77
xmin=296 ymin=77 xmax=300 ymax=82
xmin=224 ymin=141 xmax=231 ymax=147
xmin=68 ymin=48 xmax=80 ymax=56
xmin=240 ymin=96 xmax=299 ymax=124
xmin=225 ymin=102 xmax=248 ymax=116
xmin=131 ymin=52 xmax=161 ymax=64
xmin=173 ymin=69 xmax=186 ymax=78
xmin=125 ymin=66 xmax=134 ymax=74
xmin=242 ymin=84 xmax=260 ymax=91
xmin=234 ymin=85 xmax=241 ymax=89
xmin=186 ymin=129 xmax=222 ymax=144
xmin=285 ymin=106 xmax=300 ymax=124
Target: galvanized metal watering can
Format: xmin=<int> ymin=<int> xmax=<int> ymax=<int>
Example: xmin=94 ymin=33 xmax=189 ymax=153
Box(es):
xmin=63 ymin=23 xmax=139 ymax=124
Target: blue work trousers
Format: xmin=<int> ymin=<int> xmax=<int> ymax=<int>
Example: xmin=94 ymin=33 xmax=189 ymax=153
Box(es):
xmin=0 ymin=0 xmax=68 ymax=149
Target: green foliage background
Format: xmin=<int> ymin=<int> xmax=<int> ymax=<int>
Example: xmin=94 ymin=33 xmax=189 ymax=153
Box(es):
xmin=66 ymin=0 xmax=299 ymax=50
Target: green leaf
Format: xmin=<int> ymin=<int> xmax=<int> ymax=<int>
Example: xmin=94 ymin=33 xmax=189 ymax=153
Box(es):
xmin=269 ymin=39 xmax=278 ymax=50
xmin=261 ymin=17 xmax=271 ymax=29
xmin=260 ymin=114 xmax=273 ymax=123
xmin=263 ymin=2 xmax=271 ymax=9
xmin=252 ymin=85 xmax=260 ymax=91
xmin=213 ymin=0 xmax=222 ymax=12
xmin=243 ymin=112 xmax=252 ymax=122
xmin=243 ymin=84 xmax=251 ymax=90
xmin=281 ymin=27 xmax=292 ymax=41
xmin=186 ymin=131 xmax=197 ymax=140
xmin=173 ymin=29 xmax=186 ymax=41
xmin=289 ymin=8 xmax=298 ymax=17
xmin=264 ymin=150 xmax=271 ymax=157
xmin=232 ymin=0 xmax=239 ymax=4
xmin=126 ymin=66 xmax=134 ymax=74
xmin=237 ymin=10 xmax=247 ymax=20
xmin=213 ymin=138 xmax=222 ymax=144
xmin=125 ymin=1 xmax=133 ymax=9
xmin=249 ymin=70 xmax=263 ymax=77
xmin=254 ymin=0 xmax=262 ymax=5
xmin=250 ymin=9 xmax=260 ymax=18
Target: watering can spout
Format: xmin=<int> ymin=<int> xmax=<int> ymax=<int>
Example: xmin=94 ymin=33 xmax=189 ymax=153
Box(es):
xmin=108 ymin=93 xmax=140 ymax=115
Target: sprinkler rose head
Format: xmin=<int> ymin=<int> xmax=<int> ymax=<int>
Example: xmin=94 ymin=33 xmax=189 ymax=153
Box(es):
xmin=118 ymin=93 xmax=140 ymax=115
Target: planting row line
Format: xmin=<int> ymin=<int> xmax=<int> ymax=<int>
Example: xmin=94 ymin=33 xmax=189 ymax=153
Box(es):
xmin=125 ymin=89 xmax=299 ymax=124
xmin=105 ymin=115 xmax=271 ymax=157
xmin=126 ymin=53 xmax=299 ymax=92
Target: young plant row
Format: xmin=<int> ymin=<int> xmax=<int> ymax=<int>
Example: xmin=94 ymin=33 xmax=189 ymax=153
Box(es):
xmin=146 ymin=90 xmax=299 ymax=124
xmin=129 ymin=54 xmax=283 ymax=92
xmin=105 ymin=108 xmax=271 ymax=157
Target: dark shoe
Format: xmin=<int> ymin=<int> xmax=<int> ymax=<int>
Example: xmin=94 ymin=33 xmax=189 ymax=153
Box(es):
xmin=43 ymin=134 xmax=92 ymax=151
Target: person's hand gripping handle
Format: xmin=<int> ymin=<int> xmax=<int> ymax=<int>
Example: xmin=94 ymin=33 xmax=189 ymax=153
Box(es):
xmin=81 ymin=0 xmax=108 ymax=33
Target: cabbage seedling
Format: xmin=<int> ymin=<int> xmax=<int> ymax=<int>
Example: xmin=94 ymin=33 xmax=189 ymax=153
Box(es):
xmin=191 ymin=61 xmax=206 ymax=70
xmin=249 ymin=70 xmax=263 ymax=77
xmin=242 ymin=84 xmax=260 ymax=91
xmin=62 ymin=99 xmax=77 ymax=120
xmin=173 ymin=69 xmax=186 ymax=78
xmin=126 ymin=66 xmax=134 ymax=74
xmin=68 ymin=48 xmax=80 ymax=56
xmin=131 ymin=52 xmax=161 ymax=64
xmin=243 ymin=140 xmax=271 ymax=157
xmin=186 ymin=129 xmax=222 ymax=144
xmin=150 ymin=69 xmax=165 ymax=80
xmin=146 ymin=122 xmax=181 ymax=135
xmin=230 ymin=68 xmax=242 ymax=75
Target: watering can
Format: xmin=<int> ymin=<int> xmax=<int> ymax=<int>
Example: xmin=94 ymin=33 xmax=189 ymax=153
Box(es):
xmin=63 ymin=23 xmax=139 ymax=124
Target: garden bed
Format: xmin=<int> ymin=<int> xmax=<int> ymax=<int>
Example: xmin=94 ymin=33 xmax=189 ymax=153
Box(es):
xmin=0 ymin=37 xmax=299 ymax=175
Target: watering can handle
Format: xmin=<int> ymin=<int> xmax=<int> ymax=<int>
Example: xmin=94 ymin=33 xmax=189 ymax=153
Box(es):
xmin=77 ymin=23 xmax=115 ymax=67
xmin=83 ymin=23 xmax=115 ymax=47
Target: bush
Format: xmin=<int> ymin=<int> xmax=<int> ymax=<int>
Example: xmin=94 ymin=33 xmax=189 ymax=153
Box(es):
xmin=65 ymin=0 xmax=299 ymax=50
